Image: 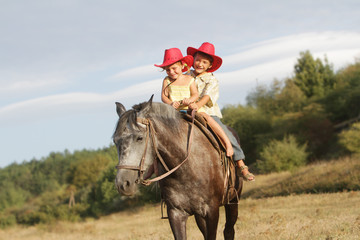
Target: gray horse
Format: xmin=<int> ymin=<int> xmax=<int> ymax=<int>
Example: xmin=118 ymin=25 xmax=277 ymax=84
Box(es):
xmin=113 ymin=96 xmax=243 ymax=240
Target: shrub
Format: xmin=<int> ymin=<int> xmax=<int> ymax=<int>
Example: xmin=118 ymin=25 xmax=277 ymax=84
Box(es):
xmin=257 ymin=135 xmax=308 ymax=173
xmin=339 ymin=122 xmax=360 ymax=154
xmin=0 ymin=214 xmax=16 ymax=229
xmin=16 ymin=209 xmax=52 ymax=225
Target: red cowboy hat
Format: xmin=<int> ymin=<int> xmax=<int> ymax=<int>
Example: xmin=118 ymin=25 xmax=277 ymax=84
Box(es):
xmin=154 ymin=48 xmax=193 ymax=72
xmin=187 ymin=42 xmax=222 ymax=72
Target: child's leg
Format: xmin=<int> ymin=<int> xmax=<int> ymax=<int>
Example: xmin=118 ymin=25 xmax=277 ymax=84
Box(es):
xmin=211 ymin=116 xmax=245 ymax=161
xmin=210 ymin=115 xmax=255 ymax=182
xmin=199 ymin=112 xmax=234 ymax=157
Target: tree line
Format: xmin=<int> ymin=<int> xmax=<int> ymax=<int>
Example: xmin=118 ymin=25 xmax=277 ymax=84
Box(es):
xmin=0 ymin=51 xmax=359 ymax=228
xmin=222 ymin=51 xmax=360 ymax=171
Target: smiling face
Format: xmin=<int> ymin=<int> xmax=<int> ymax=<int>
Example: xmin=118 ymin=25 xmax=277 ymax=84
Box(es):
xmin=164 ymin=61 xmax=183 ymax=80
xmin=193 ymin=52 xmax=213 ymax=76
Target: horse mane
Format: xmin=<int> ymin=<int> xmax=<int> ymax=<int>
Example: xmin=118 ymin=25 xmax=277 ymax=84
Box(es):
xmin=113 ymin=102 xmax=182 ymax=138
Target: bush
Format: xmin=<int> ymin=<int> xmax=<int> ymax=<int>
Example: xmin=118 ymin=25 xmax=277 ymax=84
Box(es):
xmin=16 ymin=209 xmax=52 ymax=225
xmin=0 ymin=214 xmax=16 ymax=229
xmin=257 ymin=135 xmax=308 ymax=173
xmin=339 ymin=122 xmax=360 ymax=154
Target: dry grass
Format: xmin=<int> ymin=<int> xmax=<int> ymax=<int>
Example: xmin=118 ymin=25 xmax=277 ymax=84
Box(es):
xmin=1 ymin=191 xmax=359 ymax=240
xmin=1 ymin=156 xmax=359 ymax=239
xmin=242 ymin=156 xmax=360 ymax=198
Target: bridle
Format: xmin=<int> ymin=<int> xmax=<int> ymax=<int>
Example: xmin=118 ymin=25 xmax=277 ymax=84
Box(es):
xmin=115 ymin=110 xmax=196 ymax=186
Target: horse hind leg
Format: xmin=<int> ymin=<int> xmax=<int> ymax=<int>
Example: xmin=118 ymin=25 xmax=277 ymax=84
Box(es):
xmin=224 ymin=203 xmax=238 ymax=240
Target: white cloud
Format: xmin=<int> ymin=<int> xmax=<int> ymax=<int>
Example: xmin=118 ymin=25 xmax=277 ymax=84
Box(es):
xmin=110 ymin=65 xmax=160 ymax=81
xmin=0 ymin=77 xmax=67 ymax=96
xmin=223 ymin=31 xmax=360 ymax=70
xmin=0 ymin=78 xmax=162 ymax=125
xmin=1 ymin=31 xmax=360 ymax=126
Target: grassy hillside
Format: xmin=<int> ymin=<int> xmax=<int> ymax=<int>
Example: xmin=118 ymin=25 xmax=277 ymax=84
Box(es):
xmin=242 ymin=156 xmax=360 ymax=198
xmin=1 ymin=156 xmax=359 ymax=239
xmin=1 ymin=191 xmax=359 ymax=240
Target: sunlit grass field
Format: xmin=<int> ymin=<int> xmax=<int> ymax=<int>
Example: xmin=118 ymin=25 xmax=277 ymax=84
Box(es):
xmin=1 ymin=191 xmax=359 ymax=240
xmin=1 ymin=157 xmax=360 ymax=239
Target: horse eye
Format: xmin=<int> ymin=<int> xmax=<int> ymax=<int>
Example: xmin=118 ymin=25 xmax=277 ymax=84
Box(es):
xmin=136 ymin=136 xmax=143 ymax=142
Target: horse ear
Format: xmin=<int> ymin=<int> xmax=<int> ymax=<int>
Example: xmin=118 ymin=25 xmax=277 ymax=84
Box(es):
xmin=138 ymin=94 xmax=154 ymax=115
xmin=115 ymin=102 xmax=126 ymax=117
xmin=148 ymin=94 xmax=154 ymax=105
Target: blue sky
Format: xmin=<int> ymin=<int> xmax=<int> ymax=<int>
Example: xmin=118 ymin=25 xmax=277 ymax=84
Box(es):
xmin=1 ymin=0 xmax=360 ymax=168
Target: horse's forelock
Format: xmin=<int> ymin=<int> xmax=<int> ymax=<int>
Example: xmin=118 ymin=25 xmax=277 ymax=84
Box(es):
xmin=113 ymin=109 xmax=139 ymax=138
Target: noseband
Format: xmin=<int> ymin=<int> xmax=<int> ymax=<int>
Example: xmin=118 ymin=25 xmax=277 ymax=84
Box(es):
xmin=115 ymin=110 xmax=195 ymax=186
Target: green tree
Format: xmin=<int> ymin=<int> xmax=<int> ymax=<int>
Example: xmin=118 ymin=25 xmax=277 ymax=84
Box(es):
xmin=322 ymin=61 xmax=360 ymax=123
xmin=0 ymin=181 xmax=31 ymax=210
xmin=293 ymin=50 xmax=335 ymax=98
xmin=66 ymin=153 xmax=111 ymax=188
xmin=339 ymin=122 xmax=360 ymax=154
xmin=222 ymin=105 xmax=273 ymax=164
xmin=247 ymin=78 xmax=307 ymax=115
xmin=246 ymin=79 xmax=282 ymax=114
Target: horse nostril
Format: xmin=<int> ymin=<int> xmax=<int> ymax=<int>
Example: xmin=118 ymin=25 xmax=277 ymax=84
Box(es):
xmin=122 ymin=180 xmax=130 ymax=190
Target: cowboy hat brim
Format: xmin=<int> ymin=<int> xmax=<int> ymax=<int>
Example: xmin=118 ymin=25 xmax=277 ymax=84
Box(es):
xmin=154 ymin=55 xmax=193 ymax=72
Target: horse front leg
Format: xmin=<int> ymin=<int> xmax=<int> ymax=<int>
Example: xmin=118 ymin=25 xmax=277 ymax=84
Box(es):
xmin=167 ymin=207 xmax=189 ymax=240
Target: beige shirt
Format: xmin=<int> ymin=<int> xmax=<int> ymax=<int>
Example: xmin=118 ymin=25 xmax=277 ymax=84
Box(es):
xmin=190 ymin=70 xmax=222 ymax=118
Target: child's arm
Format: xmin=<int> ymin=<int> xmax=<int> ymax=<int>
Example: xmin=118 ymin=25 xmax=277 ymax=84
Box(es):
xmin=161 ymin=78 xmax=180 ymax=109
xmin=182 ymin=80 xmax=199 ymax=106
xmin=193 ymin=95 xmax=210 ymax=109
xmin=190 ymin=76 xmax=218 ymax=110
xmin=161 ymin=78 xmax=172 ymax=104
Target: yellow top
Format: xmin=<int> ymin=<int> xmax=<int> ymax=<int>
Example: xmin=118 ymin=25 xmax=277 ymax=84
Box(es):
xmin=166 ymin=77 xmax=204 ymax=112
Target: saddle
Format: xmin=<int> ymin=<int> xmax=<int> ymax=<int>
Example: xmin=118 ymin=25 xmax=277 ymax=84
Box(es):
xmin=181 ymin=112 xmax=239 ymax=204
xmin=182 ymin=112 xmax=224 ymax=154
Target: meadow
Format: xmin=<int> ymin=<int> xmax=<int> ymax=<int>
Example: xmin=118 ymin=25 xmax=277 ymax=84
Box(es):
xmin=1 ymin=157 xmax=359 ymax=240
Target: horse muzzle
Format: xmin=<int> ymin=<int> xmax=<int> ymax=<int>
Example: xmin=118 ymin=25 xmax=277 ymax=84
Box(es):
xmin=115 ymin=170 xmax=138 ymax=196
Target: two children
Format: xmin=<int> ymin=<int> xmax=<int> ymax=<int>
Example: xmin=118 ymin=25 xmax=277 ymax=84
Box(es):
xmin=155 ymin=44 xmax=254 ymax=181
xmin=156 ymin=48 xmax=234 ymax=157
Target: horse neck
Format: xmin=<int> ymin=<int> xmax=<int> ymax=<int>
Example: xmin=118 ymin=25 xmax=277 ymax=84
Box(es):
xmin=150 ymin=116 xmax=189 ymax=164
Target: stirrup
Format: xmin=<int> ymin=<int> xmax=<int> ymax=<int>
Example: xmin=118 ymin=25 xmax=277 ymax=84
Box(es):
xmin=160 ymin=199 xmax=168 ymax=219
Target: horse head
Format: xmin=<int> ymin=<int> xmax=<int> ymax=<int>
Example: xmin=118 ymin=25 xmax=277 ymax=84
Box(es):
xmin=113 ymin=96 xmax=155 ymax=196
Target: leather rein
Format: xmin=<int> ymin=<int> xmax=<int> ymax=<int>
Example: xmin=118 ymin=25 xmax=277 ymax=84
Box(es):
xmin=115 ymin=110 xmax=196 ymax=186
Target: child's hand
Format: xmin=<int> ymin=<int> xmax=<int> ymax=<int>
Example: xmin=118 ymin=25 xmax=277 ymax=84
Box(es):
xmin=182 ymin=98 xmax=192 ymax=106
xmin=171 ymin=101 xmax=180 ymax=109
xmin=189 ymin=102 xmax=199 ymax=111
